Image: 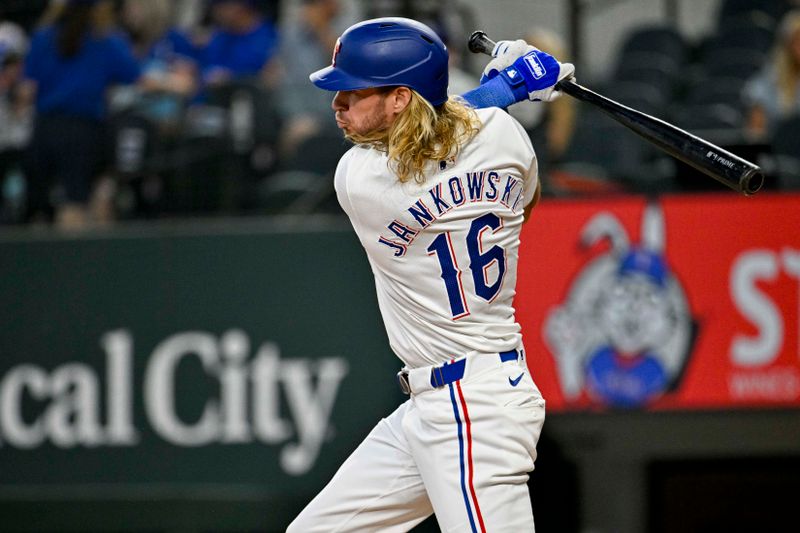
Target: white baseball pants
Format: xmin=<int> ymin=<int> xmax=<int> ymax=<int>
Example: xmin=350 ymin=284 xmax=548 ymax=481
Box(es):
xmin=287 ymin=352 xmax=546 ymax=532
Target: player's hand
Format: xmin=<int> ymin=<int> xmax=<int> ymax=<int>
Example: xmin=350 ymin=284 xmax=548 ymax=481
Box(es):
xmin=480 ymin=39 xmax=575 ymax=103
xmin=483 ymin=39 xmax=534 ymax=72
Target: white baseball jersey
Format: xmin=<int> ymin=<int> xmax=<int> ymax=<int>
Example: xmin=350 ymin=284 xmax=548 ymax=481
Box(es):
xmin=334 ymin=107 xmax=538 ymax=369
xmin=291 ymin=105 xmax=545 ymax=533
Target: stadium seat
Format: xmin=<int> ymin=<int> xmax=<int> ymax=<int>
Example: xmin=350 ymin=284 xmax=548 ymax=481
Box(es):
xmin=771 ymin=114 xmax=800 ymax=190
xmin=717 ymin=0 xmax=790 ymax=28
xmin=617 ymin=25 xmax=689 ymax=64
xmin=615 ymin=51 xmax=681 ymax=78
xmin=283 ymin=132 xmax=350 ymax=175
xmin=206 ymin=79 xmax=284 ymax=150
xmin=603 ymin=80 xmax=670 ymax=115
xmin=556 ymin=104 xmax=673 ymax=193
xmin=257 ymin=170 xmax=333 ymax=214
xmin=613 ymin=53 xmax=682 ymax=104
xmin=699 ymin=47 xmax=768 ymax=82
xmin=703 ymin=17 xmax=777 ymax=57
xmin=257 ymin=132 xmax=349 ymax=214
xmin=670 ymin=103 xmax=745 ymax=145
xmin=681 ymin=76 xmax=747 ymax=107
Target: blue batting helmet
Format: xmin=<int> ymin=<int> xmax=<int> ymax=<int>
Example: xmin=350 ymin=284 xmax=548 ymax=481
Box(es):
xmin=309 ymin=17 xmax=449 ymax=106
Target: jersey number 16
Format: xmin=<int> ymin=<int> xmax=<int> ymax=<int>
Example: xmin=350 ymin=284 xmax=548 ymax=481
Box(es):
xmin=426 ymin=213 xmax=507 ymax=319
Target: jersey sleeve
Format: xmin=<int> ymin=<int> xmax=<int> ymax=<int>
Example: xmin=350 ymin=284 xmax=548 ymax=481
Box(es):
xmin=334 ymin=148 xmax=356 ymax=217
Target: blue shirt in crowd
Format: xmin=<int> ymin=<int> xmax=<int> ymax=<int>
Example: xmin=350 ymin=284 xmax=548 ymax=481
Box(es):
xmin=24 ymin=26 xmax=141 ymax=121
xmin=202 ymin=20 xmax=278 ymax=82
xmin=143 ymin=28 xmax=199 ymax=69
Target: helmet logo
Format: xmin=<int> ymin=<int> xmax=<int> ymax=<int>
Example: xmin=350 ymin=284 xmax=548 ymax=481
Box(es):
xmin=332 ymin=38 xmax=342 ymax=66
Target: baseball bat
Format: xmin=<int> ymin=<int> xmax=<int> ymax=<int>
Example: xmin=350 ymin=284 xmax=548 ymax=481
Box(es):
xmin=468 ymin=31 xmax=764 ymax=196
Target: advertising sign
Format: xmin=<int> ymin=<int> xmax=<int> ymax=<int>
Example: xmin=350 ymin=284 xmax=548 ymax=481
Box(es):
xmin=517 ymin=193 xmax=800 ymax=411
xmin=0 ymin=226 xmax=404 ymax=530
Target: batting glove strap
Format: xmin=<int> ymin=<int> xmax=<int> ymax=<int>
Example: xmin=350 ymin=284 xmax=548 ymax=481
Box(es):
xmin=460 ymin=75 xmax=518 ymax=110
xmin=497 ymin=63 xmax=530 ymax=103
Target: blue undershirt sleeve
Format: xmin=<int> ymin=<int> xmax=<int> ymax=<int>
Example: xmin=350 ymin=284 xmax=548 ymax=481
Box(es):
xmin=459 ymin=75 xmax=528 ymax=109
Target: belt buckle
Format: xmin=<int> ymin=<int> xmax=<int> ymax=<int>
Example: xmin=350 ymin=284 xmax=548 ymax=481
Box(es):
xmin=397 ymin=370 xmax=411 ymax=395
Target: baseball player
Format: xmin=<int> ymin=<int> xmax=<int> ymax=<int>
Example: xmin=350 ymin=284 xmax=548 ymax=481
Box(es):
xmin=287 ymin=18 xmax=574 ymax=532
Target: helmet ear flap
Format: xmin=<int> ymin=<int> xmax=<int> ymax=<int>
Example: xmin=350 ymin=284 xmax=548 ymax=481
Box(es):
xmin=309 ymin=17 xmax=450 ymax=107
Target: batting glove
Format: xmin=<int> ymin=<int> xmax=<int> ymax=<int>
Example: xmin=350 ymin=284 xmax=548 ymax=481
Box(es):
xmin=480 ymin=39 xmax=575 ymax=102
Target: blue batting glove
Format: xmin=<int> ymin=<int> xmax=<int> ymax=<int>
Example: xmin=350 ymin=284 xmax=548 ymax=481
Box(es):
xmin=480 ymin=39 xmax=575 ymax=103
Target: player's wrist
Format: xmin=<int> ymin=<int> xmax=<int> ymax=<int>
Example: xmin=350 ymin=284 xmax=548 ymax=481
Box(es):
xmin=461 ymin=75 xmax=518 ymax=109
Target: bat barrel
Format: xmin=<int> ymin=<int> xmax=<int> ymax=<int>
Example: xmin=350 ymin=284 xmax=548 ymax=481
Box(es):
xmin=557 ymin=80 xmax=764 ymax=196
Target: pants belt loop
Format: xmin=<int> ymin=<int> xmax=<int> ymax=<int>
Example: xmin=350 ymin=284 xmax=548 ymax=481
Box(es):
xmin=431 ymin=365 xmax=445 ymax=388
xmin=397 ymin=370 xmax=411 ymax=395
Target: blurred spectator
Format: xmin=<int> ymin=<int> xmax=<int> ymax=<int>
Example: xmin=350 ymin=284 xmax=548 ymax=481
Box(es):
xmin=123 ymin=0 xmax=199 ymax=92
xmin=743 ymin=10 xmax=800 ymax=141
xmin=0 ymin=20 xmax=31 ymax=151
xmin=360 ymin=0 xmax=475 ymax=93
xmin=0 ymin=19 xmax=32 ymax=223
xmin=277 ymin=0 xmax=356 ymax=159
xmin=0 ymin=1 xmax=50 ymax=33
xmin=0 ymin=18 xmax=29 ymax=57
xmin=21 ymin=0 xmax=141 ymax=228
xmin=202 ymin=0 xmax=279 ymax=88
xmin=116 ymin=0 xmax=200 ymax=127
xmin=509 ymin=27 xmax=576 ymax=191
xmin=445 ymin=35 xmax=475 ymax=97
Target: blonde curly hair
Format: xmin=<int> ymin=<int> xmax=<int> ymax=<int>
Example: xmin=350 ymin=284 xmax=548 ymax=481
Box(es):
xmin=346 ymin=90 xmax=482 ymax=184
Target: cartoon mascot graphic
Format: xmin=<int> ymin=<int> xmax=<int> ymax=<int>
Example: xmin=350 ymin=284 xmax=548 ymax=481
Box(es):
xmin=544 ymin=204 xmax=695 ymax=408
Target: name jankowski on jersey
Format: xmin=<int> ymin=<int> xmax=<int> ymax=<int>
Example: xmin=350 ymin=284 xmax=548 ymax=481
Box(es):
xmin=378 ymin=170 xmax=525 ymax=257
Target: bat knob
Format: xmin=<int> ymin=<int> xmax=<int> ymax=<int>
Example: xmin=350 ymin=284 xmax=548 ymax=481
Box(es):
xmin=468 ymin=31 xmax=495 ymax=56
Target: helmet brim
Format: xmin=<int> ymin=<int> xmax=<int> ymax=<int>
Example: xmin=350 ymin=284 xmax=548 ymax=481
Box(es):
xmin=309 ymin=65 xmax=386 ymax=92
